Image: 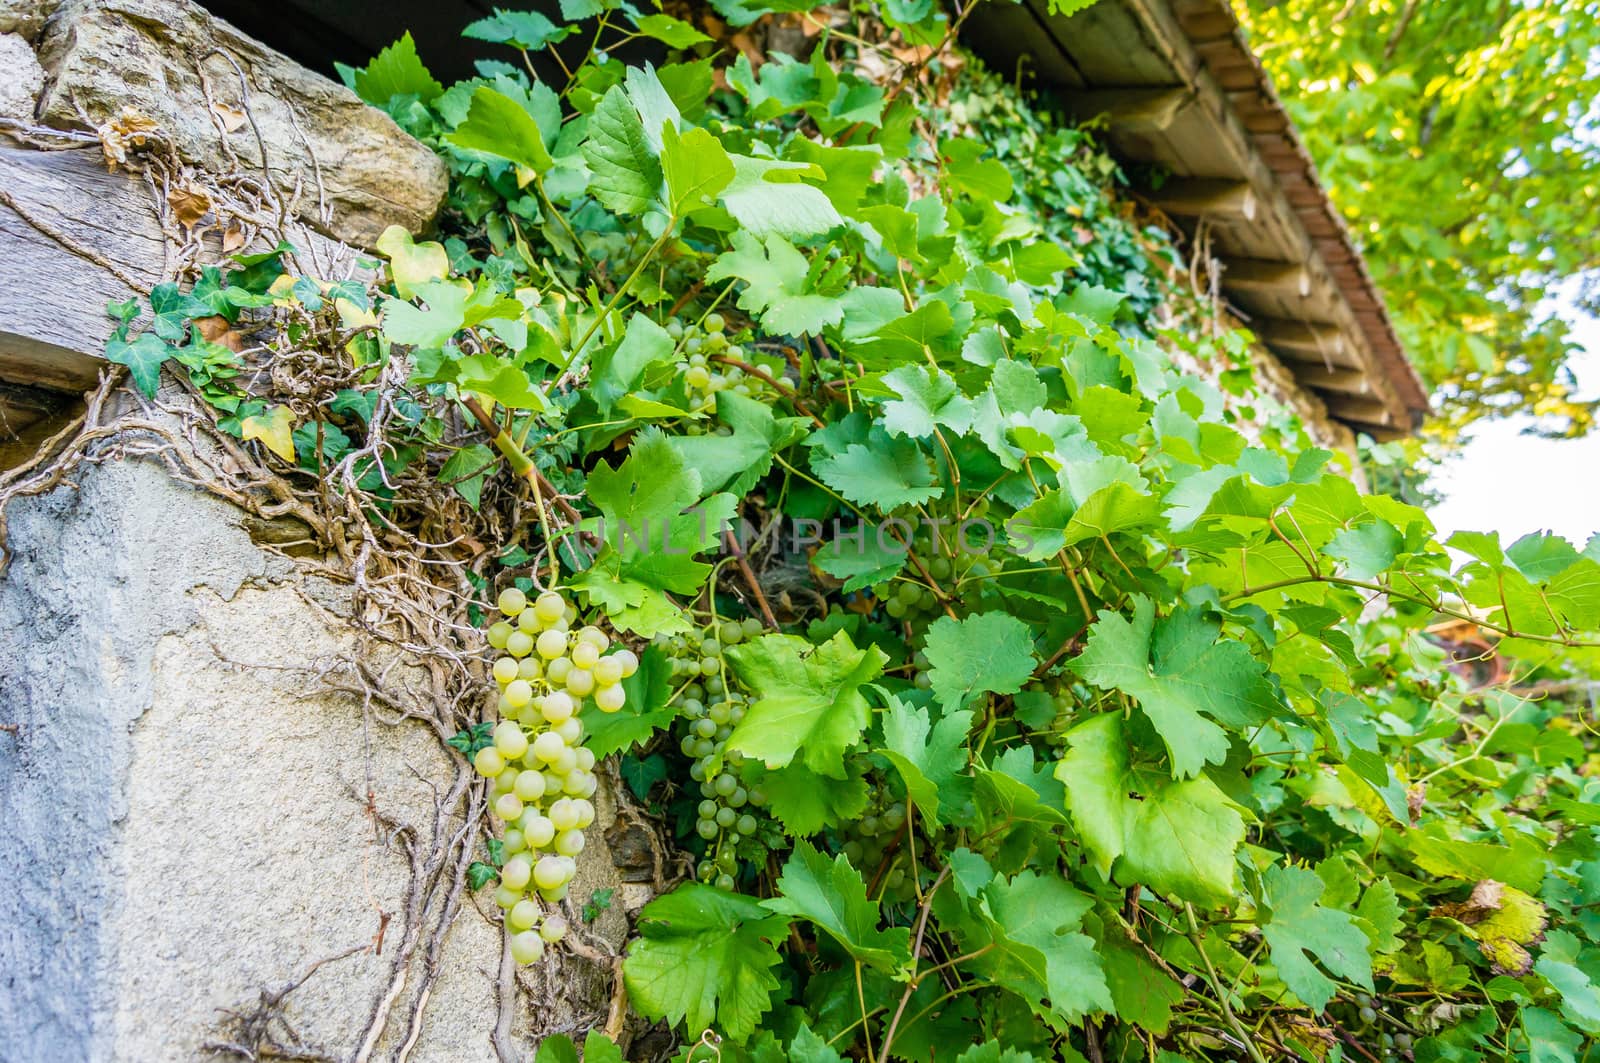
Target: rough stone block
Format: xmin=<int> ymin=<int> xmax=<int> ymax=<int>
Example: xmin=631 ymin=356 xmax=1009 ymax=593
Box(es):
xmin=34 ymin=0 xmax=447 ymax=247
xmin=0 ymin=32 xmax=42 ymax=119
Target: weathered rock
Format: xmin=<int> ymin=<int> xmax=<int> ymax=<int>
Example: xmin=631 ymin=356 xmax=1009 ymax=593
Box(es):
xmin=0 ymin=450 xmax=639 ymax=1060
xmin=33 ymin=0 xmax=447 ymax=247
xmin=0 ymin=0 xmax=51 ymax=41
xmin=0 ymin=33 xmax=42 ymax=119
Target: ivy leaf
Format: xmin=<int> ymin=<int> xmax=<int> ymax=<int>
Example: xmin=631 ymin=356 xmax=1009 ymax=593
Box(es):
xmin=375 ymin=227 xmax=450 ymax=300
xmin=438 ymin=443 xmax=496 ymax=509
xmin=764 ymin=841 xmax=912 ymax=973
xmin=240 ymin=405 xmax=297 ymax=462
xmin=1055 ymin=714 xmax=1245 ymax=906
xmin=725 ymin=631 xmax=888 ymax=775
xmin=583 ymin=83 xmax=663 ymax=215
xmin=446 ymin=86 xmax=554 ymax=174
xmin=624 ymin=884 xmax=788 ymax=1041
xmin=1071 ymin=596 xmax=1275 ymax=779
xmin=923 ymin=612 xmax=1037 ymax=710
xmin=812 ymin=438 xmax=942 ymax=510
xmin=382 ymin=280 xmax=469 ymax=349
xmin=705 ymin=231 xmax=847 ymax=336
xmin=105 ymin=332 xmax=172 ymax=397
xmin=466 ymin=861 xmax=498 ymax=891
xmin=878 ymin=696 xmax=972 ymax=824
xmin=1260 ymin=864 xmax=1374 ymax=1011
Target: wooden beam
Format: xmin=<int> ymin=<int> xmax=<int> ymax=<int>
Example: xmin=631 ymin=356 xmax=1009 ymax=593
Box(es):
xmin=1297 ymin=365 xmax=1373 ymax=396
xmin=1219 ymin=258 xmax=1310 ymax=298
xmin=1147 ymin=179 xmax=1256 ymax=221
xmin=0 ymin=145 xmax=364 ymax=400
xmin=1321 ymin=395 xmax=1397 ymax=428
xmin=1254 ymin=317 xmax=1345 ymax=358
xmin=1067 ymin=87 xmax=1191 ymax=133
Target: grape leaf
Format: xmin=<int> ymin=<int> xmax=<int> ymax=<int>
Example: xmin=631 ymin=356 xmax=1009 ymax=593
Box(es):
xmin=878 ymin=696 xmax=972 ymax=824
xmin=1055 ymin=714 xmax=1245 ymax=906
xmin=726 ymin=631 xmax=887 ymax=775
xmin=706 ymin=231 xmax=847 ymax=336
xmin=349 ymin=33 xmax=442 ymax=107
xmin=624 ymin=884 xmax=789 ymax=1041
xmin=923 ymin=612 xmax=1037 ymax=710
xmin=463 ymin=10 xmax=573 ymax=50
xmin=764 ymin=841 xmax=912 ymax=973
xmin=583 ymin=83 xmax=663 ymax=215
xmin=446 ymin=86 xmax=554 ymax=174
xmin=631 ymin=12 xmax=713 ymax=47
xmin=880 ymin=364 xmax=975 ymax=438
xmin=721 ymin=154 xmax=842 ymax=239
xmin=1260 ymin=864 xmax=1375 ymax=1011
xmin=1071 ymin=596 xmax=1275 ymax=779
xmin=584 ymin=644 xmax=676 ymax=757
xmin=758 ymin=760 xmax=869 ymax=834
xmin=972 ymin=871 xmax=1111 ymax=1023
xmin=812 ymin=438 xmax=942 ymax=510
xmin=661 ymin=124 xmax=735 ymax=216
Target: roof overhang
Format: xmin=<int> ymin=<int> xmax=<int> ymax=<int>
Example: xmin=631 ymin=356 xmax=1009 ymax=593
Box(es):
xmin=963 ymin=0 xmax=1429 ymax=439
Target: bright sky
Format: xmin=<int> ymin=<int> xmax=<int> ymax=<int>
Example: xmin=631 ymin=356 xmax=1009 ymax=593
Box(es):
xmin=1428 ymin=308 xmax=1600 ymax=552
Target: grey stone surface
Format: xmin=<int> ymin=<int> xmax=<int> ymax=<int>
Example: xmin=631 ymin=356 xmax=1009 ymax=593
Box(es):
xmin=0 ymin=452 xmax=638 ymax=1061
xmin=0 ymin=0 xmax=50 ymax=41
xmin=0 ymin=33 xmax=42 ymax=120
xmin=0 ymin=457 xmax=286 ymax=1060
xmin=33 ymin=0 xmax=447 ymax=247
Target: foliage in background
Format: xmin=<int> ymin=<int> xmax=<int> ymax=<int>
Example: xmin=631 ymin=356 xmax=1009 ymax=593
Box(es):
xmin=1239 ymin=0 xmax=1600 ymax=443
xmin=106 ymin=1 xmax=1600 ymax=1059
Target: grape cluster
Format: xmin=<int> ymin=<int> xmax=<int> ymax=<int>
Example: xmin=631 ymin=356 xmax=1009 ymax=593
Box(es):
xmin=653 ymin=616 xmax=776 ymax=889
xmin=1341 ymin=992 xmax=1414 ymax=1060
xmin=475 ymin=587 xmax=637 ymax=965
xmin=840 ymin=784 xmax=911 ymax=897
xmin=668 ymin=313 xmax=786 ymax=430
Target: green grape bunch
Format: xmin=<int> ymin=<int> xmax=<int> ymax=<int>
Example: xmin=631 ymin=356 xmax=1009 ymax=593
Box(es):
xmin=475 ymin=587 xmax=637 ymax=965
xmin=840 ymin=782 xmax=912 ymax=899
xmin=668 ymin=312 xmax=787 ymax=434
xmin=653 ymin=616 xmax=777 ymax=889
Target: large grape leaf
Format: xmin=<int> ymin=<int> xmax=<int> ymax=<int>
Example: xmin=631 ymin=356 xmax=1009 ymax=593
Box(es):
xmin=623 ymin=884 xmax=790 ymax=1040
xmin=725 ymin=631 xmax=887 ymax=775
xmin=764 ymin=841 xmax=912 ymax=973
xmin=922 ymin=612 xmax=1037 ymax=710
xmin=1259 ymin=864 xmax=1375 ymax=1011
xmin=1054 ymin=714 xmax=1245 ymax=906
xmin=1071 ymin=596 xmax=1276 ymax=779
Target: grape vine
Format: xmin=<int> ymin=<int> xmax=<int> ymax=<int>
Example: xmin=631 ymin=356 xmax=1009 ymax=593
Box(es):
xmin=89 ymin=0 xmax=1600 ymax=1060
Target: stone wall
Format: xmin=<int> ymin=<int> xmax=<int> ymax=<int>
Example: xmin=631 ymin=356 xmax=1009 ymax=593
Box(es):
xmin=0 ymin=445 xmax=652 ymax=1061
